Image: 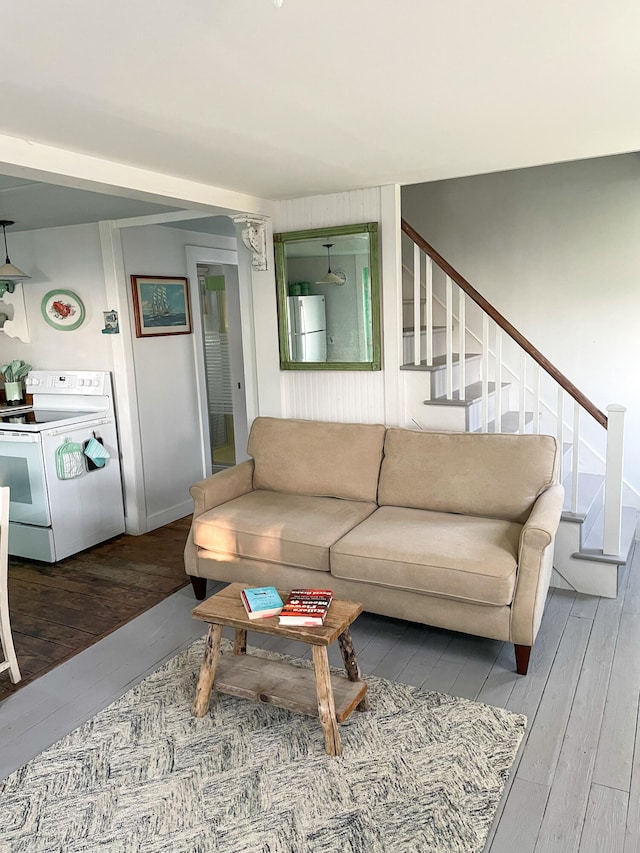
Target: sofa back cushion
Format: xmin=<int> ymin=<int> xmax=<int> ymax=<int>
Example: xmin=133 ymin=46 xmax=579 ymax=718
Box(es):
xmin=378 ymin=429 xmax=560 ymax=523
xmin=248 ymin=417 xmax=386 ymax=502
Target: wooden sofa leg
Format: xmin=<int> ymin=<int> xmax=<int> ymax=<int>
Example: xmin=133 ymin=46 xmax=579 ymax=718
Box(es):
xmin=190 ymin=575 xmax=208 ymax=600
xmin=514 ymin=644 xmax=531 ymax=675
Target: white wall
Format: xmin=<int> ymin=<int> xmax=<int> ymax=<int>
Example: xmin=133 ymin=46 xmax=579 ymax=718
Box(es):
xmin=120 ymin=223 xmax=237 ymax=529
xmin=402 ymin=153 xmax=640 ymax=498
xmin=0 ymin=224 xmax=113 ymax=370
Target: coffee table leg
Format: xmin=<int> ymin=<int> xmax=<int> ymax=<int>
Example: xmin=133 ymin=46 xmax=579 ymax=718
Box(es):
xmin=192 ymin=623 xmax=223 ymax=717
xmin=338 ymin=627 xmax=370 ymax=712
xmin=234 ymin=628 xmax=247 ymax=655
xmin=312 ymin=646 xmax=342 ymax=757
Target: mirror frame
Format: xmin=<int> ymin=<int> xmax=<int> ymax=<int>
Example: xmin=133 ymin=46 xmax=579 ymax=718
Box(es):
xmin=274 ymin=221 xmax=381 ymax=371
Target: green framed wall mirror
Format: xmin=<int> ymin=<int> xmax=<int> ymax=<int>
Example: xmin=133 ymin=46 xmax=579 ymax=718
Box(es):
xmin=274 ymin=222 xmax=381 ymax=370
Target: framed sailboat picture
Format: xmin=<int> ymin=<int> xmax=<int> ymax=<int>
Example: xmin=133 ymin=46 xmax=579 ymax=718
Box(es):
xmin=131 ymin=275 xmax=192 ymax=338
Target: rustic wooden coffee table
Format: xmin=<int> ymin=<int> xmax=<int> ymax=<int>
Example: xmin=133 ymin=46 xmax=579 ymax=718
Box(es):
xmin=191 ymin=582 xmax=369 ymax=756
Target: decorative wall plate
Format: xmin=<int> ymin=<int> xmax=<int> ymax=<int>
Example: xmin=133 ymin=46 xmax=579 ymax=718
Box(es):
xmin=41 ymin=290 xmax=85 ymax=331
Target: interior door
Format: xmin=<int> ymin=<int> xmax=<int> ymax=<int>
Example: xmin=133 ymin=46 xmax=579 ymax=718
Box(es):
xmin=197 ymin=263 xmax=247 ymax=471
xmin=186 ymin=243 xmax=249 ymax=477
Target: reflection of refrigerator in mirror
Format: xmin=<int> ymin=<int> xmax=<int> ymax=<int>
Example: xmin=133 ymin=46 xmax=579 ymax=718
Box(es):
xmin=287 ymin=295 xmax=327 ymax=362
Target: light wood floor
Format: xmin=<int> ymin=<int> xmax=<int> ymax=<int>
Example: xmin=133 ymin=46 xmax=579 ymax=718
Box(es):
xmin=1 ymin=540 xmax=638 ymax=852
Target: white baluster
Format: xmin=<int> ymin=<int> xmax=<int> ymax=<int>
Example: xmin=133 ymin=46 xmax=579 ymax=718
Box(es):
xmin=603 ymin=404 xmax=625 ymax=556
xmin=446 ymin=276 xmax=453 ymax=400
xmin=519 ymin=352 xmax=526 ymax=434
xmin=571 ymin=402 xmax=580 ymax=514
xmin=532 ymin=362 xmax=541 ymax=433
xmin=557 ymin=387 xmax=564 ymax=485
xmin=458 ymin=290 xmax=466 ymax=402
xmin=413 ymin=243 xmax=421 ymax=366
xmin=495 ymin=329 xmax=502 ymax=432
xmin=425 ymin=256 xmax=433 ymax=366
xmin=482 ymin=313 xmax=489 ymax=431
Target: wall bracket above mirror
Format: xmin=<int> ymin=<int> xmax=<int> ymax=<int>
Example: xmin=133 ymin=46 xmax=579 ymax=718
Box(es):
xmin=274 ymin=222 xmax=381 ymax=370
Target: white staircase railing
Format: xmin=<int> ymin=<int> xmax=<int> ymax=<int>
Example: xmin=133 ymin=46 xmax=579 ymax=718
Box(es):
xmin=401 ymin=219 xmax=625 ymax=557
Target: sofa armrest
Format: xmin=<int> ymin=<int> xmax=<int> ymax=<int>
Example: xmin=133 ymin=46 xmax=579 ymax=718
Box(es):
xmin=519 ymin=483 xmax=565 ymax=553
xmin=511 ymin=483 xmax=565 ymax=646
xmin=189 ymin=459 xmax=255 ymax=518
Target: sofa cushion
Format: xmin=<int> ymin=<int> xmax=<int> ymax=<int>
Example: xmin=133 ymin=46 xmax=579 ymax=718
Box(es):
xmin=330 ymin=506 xmax=521 ymax=606
xmin=247 ymin=417 xmax=386 ymax=502
xmin=378 ymin=429 xmax=559 ymax=523
xmin=192 ymin=490 xmax=377 ymax=572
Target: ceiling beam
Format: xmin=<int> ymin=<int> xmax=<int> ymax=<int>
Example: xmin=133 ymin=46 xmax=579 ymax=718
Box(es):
xmin=0 ymin=133 xmax=274 ymax=218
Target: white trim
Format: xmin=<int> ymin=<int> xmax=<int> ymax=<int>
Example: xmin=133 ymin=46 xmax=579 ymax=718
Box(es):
xmin=114 ymin=211 xmax=215 ymax=229
xmin=98 ymin=220 xmax=147 ymax=535
xmin=381 ymin=184 xmax=403 ymax=426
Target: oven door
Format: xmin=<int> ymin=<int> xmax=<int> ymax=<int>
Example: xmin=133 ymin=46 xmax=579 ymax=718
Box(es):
xmin=0 ymin=432 xmax=50 ymax=526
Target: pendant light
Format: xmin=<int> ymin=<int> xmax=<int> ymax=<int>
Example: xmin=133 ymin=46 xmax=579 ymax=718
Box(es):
xmin=0 ymin=220 xmax=30 ymax=295
xmin=316 ymin=243 xmax=344 ymax=285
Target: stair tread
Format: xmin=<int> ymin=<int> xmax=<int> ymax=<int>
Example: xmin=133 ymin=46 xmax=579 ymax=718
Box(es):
xmin=402 ymin=325 xmax=446 ymax=335
xmin=401 ymin=353 xmax=482 ymax=372
xmin=424 ymin=381 xmax=510 ymax=407
xmin=572 ymin=506 xmax=638 ymax=565
xmin=472 ymin=411 xmax=534 ymax=433
xmin=561 ymin=471 xmax=605 ymax=521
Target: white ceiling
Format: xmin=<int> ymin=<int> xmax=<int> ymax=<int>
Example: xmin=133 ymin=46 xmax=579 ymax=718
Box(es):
xmin=1 ymin=0 xmax=639 ymax=218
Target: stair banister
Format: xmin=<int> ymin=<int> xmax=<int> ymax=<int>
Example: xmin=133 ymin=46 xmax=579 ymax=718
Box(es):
xmin=401 ymin=218 xmax=608 ymax=430
xmin=403 ymin=217 xmax=628 ymax=587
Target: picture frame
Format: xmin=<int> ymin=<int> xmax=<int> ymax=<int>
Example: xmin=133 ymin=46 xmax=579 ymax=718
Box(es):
xmin=130 ymin=275 xmax=192 ymax=338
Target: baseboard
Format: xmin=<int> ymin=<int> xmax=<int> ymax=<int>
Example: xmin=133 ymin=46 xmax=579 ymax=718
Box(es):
xmin=144 ymin=500 xmax=194 ymax=533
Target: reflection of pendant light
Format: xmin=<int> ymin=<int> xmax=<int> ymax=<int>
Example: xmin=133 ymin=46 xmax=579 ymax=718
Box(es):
xmin=0 ymin=220 xmax=31 ymax=296
xmin=316 ymin=243 xmax=344 ymax=285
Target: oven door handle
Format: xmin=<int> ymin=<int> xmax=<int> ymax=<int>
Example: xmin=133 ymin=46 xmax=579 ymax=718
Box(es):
xmin=45 ymin=417 xmax=110 ymax=437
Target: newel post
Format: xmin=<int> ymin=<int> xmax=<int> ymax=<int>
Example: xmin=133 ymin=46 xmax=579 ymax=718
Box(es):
xmin=603 ymin=404 xmax=625 ymax=556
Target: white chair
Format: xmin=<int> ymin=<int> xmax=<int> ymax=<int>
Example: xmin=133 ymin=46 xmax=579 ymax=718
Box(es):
xmin=0 ymin=486 xmax=20 ymax=684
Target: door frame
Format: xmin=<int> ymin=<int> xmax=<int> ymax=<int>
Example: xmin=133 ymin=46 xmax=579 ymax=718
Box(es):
xmin=186 ymin=243 xmax=249 ymax=477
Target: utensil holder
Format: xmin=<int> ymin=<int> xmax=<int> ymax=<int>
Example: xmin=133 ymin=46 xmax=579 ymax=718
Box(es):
xmin=4 ymin=380 xmax=23 ymax=405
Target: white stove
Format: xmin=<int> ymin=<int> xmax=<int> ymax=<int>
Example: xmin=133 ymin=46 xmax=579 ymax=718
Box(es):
xmin=0 ymin=370 xmax=125 ymax=562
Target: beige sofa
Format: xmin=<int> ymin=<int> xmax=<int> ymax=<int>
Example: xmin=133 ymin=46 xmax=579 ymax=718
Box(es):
xmin=185 ymin=417 xmax=564 ymax=675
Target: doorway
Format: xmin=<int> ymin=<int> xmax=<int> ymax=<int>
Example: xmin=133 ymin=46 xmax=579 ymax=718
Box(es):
xmin=197 ymin=264 xmax=241 ymax=469
xmin=187 ymin=244 xmax=248 ymax=478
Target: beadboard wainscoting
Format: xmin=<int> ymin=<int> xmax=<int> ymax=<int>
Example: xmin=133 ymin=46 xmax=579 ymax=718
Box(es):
xmin=272 ymin=186 xmax=401 ymax=426
xmin=281 ymin=370 xmax=386 ymax=423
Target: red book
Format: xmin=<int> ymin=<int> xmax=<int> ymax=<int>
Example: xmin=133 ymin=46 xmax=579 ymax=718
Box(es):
xmin=278 ymin=589 xmax=333 ymax=626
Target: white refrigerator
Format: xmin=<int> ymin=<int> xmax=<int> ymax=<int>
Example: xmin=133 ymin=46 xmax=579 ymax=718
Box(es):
xmin=287 ymin=295 xmax=327 ymax=362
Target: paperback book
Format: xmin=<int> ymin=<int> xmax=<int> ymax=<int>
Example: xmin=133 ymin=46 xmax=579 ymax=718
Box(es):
xmin=278 ymin=589 xmax=334 ymax=626
xmin=241 ymin=586 xmax=284 ymax=620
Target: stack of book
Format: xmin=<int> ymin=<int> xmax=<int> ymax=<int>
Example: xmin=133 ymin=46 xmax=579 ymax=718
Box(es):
xmin=240 ymin=586 xmax=284 ymax=620
xmin=278 ymin=589 xmax=334 ymax=626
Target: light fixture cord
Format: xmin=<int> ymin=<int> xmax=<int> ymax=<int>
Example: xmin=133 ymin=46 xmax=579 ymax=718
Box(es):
xmin=2 ymin=224 xmax=9 ymax=264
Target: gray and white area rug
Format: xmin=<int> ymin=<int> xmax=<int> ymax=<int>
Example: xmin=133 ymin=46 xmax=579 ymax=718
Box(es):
xmin=1 ymin=639 xmax=526 ymax=853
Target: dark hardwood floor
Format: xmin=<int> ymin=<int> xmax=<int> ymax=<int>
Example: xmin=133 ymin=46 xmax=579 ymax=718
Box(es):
xmin=1 ymin=516 xmax=192 ymax=701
